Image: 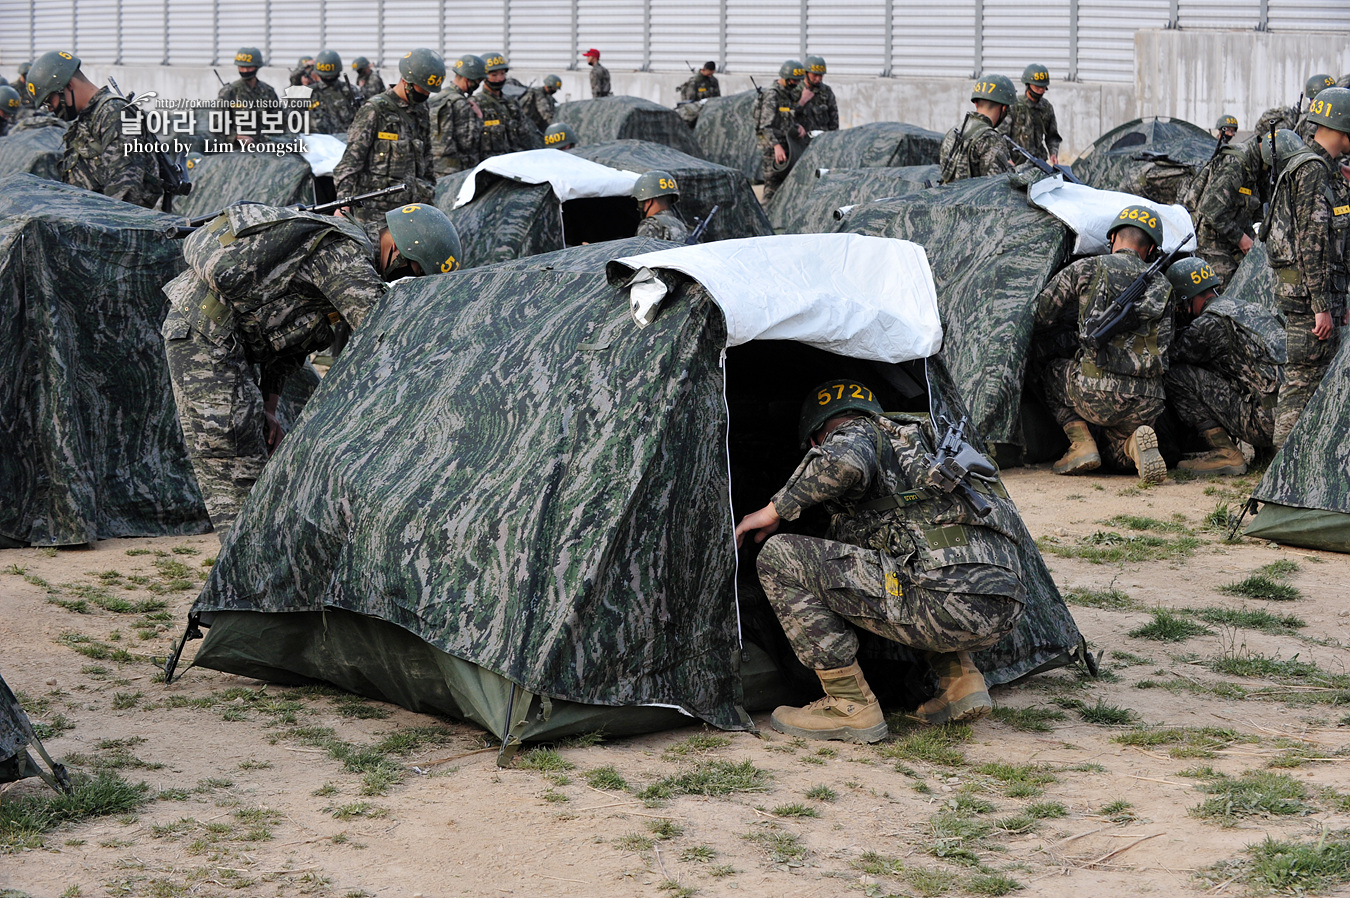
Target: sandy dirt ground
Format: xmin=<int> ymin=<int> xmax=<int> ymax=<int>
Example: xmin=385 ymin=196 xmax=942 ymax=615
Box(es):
xmin=2 ymin=465 xmax=1349 ymax=898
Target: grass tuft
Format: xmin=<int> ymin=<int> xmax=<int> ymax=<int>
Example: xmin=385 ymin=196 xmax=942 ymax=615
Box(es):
xmin=664 ymin=731 xmax=731 ymax=756
xmin=989 ymin=706 xmax=1066 ymax=733
xmin=804 ymin=784 xmax=837 ymax=802
xmin=770 ymin=803 xmax=820 ymax=818
xmin=879 ymin=723 xmax=973 ymax=767
xmin=1063 ymin=586 xmax=1140 ymax=610
xmin=516 ymin=747 xmax=576 ymax=773
xmin=1 ymin=773 xmax=149 ymax=852
xmin=743 ymin=827 xmax=806 ymax=864
xmin=638 ymin=760 xmax=770 ymax=801
xmin=584 ymin=765 xmax=629 ymax=792
xmin=1220 ymin=574 xmax=1302 ymax=601
xmin=1038 ymin=530 xmax=1201 ymax=564
xmin=1191 ymin=770 xmax=1313 ymax=824
xmin=1115 ymin=726 xmax=1254 ymax=759
xmin=1128 ymin=607 xmax=1211 ymax=642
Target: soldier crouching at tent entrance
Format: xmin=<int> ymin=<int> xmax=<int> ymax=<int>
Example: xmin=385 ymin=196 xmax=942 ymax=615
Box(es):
xmin=25 ymin=50 xmax=164 ymax=209
xmin=161 ymin=203 xmax=461 ymax=540
xmin=734 ymin=380 xmax=1026 ymax=744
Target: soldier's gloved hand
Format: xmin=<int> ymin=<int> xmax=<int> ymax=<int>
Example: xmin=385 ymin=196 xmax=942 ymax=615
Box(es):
xmin=773 ymin=144 xmax=787 ymax=165
xmin=734 ymin=502 xmax=781 ymax=549
xmin=1314 ymin=310 xmax=1333 ymax=340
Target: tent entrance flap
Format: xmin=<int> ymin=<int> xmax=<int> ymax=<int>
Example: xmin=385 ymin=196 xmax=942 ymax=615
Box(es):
xmin=1244 ymin=504 xmax=1350 ymax=554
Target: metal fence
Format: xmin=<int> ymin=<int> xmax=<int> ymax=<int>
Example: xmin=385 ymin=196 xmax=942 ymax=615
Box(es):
xmin=1 ymin=0 xmax=1346 ymax=82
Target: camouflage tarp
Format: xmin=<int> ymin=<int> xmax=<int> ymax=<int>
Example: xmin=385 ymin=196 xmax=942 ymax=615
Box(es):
xmin=767 ymin=123 xmax=944 ymax=232
xmin=0 ymin=120 xmax=65 ymax=181
xmin=777 ymin=165 xmax=939 ymax=235
xmin=177 ymin=151 xmax=316 ymax=220
xmin=1220 ymin=241 xmax=1279 ymax=315
xmin=435 ymin=170 xmax=563 ymax=268
xmin=1071 ymin=116 xmax=1216 ymax=205
xmin=693 ymin=90 xmax=760 ymax=182
xmin=554 ymin=96 xmax=704 ymax=159
xmin=176 ymin=238 xmax=1084 ymax=744
xmin=837 ymin=175 xmax=1073 ymax=460
xmin=1246 ymin=332 xmax=1350 ymax=552
xmin=0 ymin=175 xmax=210 ymax=546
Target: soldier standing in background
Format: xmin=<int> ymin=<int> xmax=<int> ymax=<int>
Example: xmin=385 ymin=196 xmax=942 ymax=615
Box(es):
xmin=333 ymin=48 xmax=443 ymax=221
xmin=0 ymin=86 xmax=20 ymax=137
xmin=217 ymin=47 xmax=279 ymax=146
xmin=1296 ymin=75 xmax=1337 ymax=142
xmin=308 ymin=50 xmax=359 ymax=135
xmin=1261 ymin=95 xmax=1350 ymax=446
xmin=543 ymin=122 xmax=576 ymax=150
xmin=1032 ymin=205 xmax=1174 ymax=484
xmin=1187 ymin=133 xmax=1264 ymax=288
xmin=1215 ymin=113 xmax=1238 ymax=146
xmin=756 ymin=60 xmax=806 ymax=203
xmin=735 ymin=380 xmax=1027 ymax=741
xmin=162 ymin=203 xmax=461 ymax=540
xmin=14 ymin=62 xmax=33 ymax=107
xmin=584 ymin=49 xmax=611 ymax=98
xmin=477 ymin=52 xmax=530 ymax=156
xmin=25 ymin=50 xmax=164 ymax=209
xmin=795 ymin=56 xmax=838 ymax=134
xmin=676 ymin=62 xmax=720 ymax=129
xmin=632 ymin=171 xmax=689 ymax=242
xmin=352 ymin=57 xmax=386 ymax=100
xmin=289 ymin=56 xmax=316 ymax=88
xmin=432 ymin=54 xmax=486 ymax=176
xmin=521 ymin=75 xmax=562 ymax=132
xmin=939 ymin=76 xmax=1015 ymax=183
xmin=999 ymin=64 xmax=1061 ymax=165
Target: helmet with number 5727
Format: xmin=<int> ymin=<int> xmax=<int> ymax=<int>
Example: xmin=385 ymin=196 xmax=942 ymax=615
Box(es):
xmin=1107 ymin=203 xmax=1163 ymax=249
xmin=798 ymin=379 xmax=883 ymax=449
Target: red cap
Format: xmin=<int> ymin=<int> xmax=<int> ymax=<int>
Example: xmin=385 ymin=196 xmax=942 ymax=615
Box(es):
xmin=583 ymin=48 xmax=600 ymax=58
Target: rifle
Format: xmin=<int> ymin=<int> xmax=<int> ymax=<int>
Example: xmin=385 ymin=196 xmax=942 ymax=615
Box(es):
xmin=923 ymin=415 xmax=997 ymax=518
xmin=1083 ymin=232 xmax=1194 ymax=350
xmin=685 ymin=204 xmax=718 ymax=245
xmin=180 ymin=183 xmax=409 ymax=231
xmin=344 ymin=73 xmax=365 ymax=108
xmin=1260 ymin=123 xmax=1279 ymax=235
xmin=214 ymin=69 xmax=228 ymax=87
xmin=1001 ymin=133 xmax=1082 ymax=184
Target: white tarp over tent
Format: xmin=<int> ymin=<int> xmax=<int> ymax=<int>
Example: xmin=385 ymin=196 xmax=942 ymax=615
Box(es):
xmin=455 ymin=149 xmax=640 ymax=208
xmin=299 ymin=133 xmax=348 ymax=177
xmin=608 ymin=234 xmax=943 ymax=364
xmin=1028 ymin=177 xmax=1198 ymax=256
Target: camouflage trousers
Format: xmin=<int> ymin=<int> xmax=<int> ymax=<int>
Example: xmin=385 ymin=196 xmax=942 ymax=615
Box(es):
xmin=1166 ymin=364 xmax=1275 ymax=448
xmin=1195 ymin=247 xmax=1241 ymax=290
xmin=755 ymin=534 xmax=1023 ymax=670
xmin=759 ymin=143 xmax=790 ymax=202
xmin=163 ymin=327 xmax=269 ymax=540
xmin=1039 ymin=359 xmax=1166 ymax=469
xmin=1273 ymin=312 xmax=1339 ymax=447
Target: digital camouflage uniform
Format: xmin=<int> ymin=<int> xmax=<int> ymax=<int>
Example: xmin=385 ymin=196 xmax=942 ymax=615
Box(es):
xmin=676 ymin=72 xmax=720 ymax=127
xmin=1166 ymin=296 xmax=1281 ymax=449
xmin=333 ymin=89 xmax=435 ymax=222
xmin=476 ymin=87 xmax=530 ymax=157
xmin=754 ymin=82 xmax=798 ymax=201
xmin=356 ymin=69 xmax=386 ymax=100
xmin=431 ymin=84 xmax=484 ymax=176
xmin=520 ymin=86 xmax=556 ymax=131
xmin=590 ymin=62 xmax=611 ymax=98
xmin=794 ymin=81 xmax=839 ymax=134
xmin=1263 ymin=137 xmax=1350 ymax=446
xmin=60 ymin=87 xmax=164 ymax=208
xmin=938 ymin=113 xmax=1012 ymax=184
xmin=998 ymin=94 xmax=1061 ymax=163
xmin=1033 ymin=251 xmax=1174 ymax=469
xmin=1190 ymin=141 xmax=1263 ymax=287
xmin=161 ymin=205 xmax=385 ymax=537
xmin=308 ymin=77 xmax=359 ymax=134
xmin=216 ymin=76 xmax=280 ymax=143
xmin=635 ymin=210 xmax=688 ymax=242
xmin=756 ymin=415 xmax=1025 ymax=670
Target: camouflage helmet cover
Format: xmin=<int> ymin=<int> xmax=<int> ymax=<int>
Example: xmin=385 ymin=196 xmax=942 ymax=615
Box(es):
xmin=1307 ymin=87 xmax=1350 ymax=134
xmin=451 ymin=54 xmax=486 ymax=83
xmin=543 ymin=122 xmax=576 ymax=148
xmin=798 ymin=380 xmax=884 ymax=449
xmin=1107 ymin=203 xmax=1164 ymax=249
xmin=1166 ymin=257 xmax=1221 ymax=301
xmin=779 ymin=59 xmax=805 ymax=80
xmin=805 ymin=55 xmax=826 ymax=74
xmin=314 ymin=49 xmax=342 ymax=80
xmin=972 ymin=74 xmax=1016 ymax=107
xmin=633 ymin=170 xmax=679 ymax=202
xmin=1305 ymin=73 xmax=1336 ymax=98
xmin=1022 ymin=64 xmax=1050 ymax=86
xmin=401 ymin=48 xmax=447 ymax=92
xmin=0 ymin=85 xmax=21 ymax=114
xmin=544 ymin=74 xmax=562 ymax=90
xmin=1214 ymin=113 xmax=1238 ymax=131
xmin=385 ymin=203 xmax=462 ymax=275
xmin=352 ymin=56 xmax=370 ymax=71
xmin=481 ymin=52 xmax=509 ymax=73
xmin=26 ymin=50 xmax=81 ymax=108
xmin=234 ymin=47 xmax=263 ymax=67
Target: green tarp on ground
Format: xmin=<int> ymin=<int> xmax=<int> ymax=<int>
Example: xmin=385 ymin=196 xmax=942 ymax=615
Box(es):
xmin=836 ymin=176 xmax=1072 ymax=460
xmin=0 ymin=120 xmax=65 ymax=181
xmin=176 ymin=238 xmax=1085 ymax=745
xmin=767 ymin=123 xmax=943 ymax=232
xmin=0 ymin=175 xmax=210 ymax=546
xmin=176 ymin=151 xmax=316 ymax=220
xmin=555 ymin=96 xmax=704 ymax=159
xmin=776 ymin=165 xmax=939 ymax=234
xmin=693 ymin=90 xmax=760 ymax=182
xmin=1246 ymin=331 xmax=1350 ymax=552
xmin=1071 ymin=116 xmax=1215 ymax=205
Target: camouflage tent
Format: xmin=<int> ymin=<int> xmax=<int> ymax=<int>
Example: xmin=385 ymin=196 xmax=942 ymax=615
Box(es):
xmin=767 ymin=123 xmax=944 ymax=232
xmin=774 ymin=165 xmax=939 ymax=235
xmin=693 ymin=90 xmax=760 ymax=181
xmin=170 ymin=236 xmax=1086 ymax=751
xmin=177 ymin=151 xmax=316 ymax=220
xmin=1245 ymin=334 xmax=1350 ymax=552
xmin=1 ymin=669 xmax=68 ymax=790
xmin=1220 ymin=241 xmax=1279 ymax=314
xmin=434 ymin=143 xmax=770 ymax=268
xmin=837 ymin=175 xmax=1073 ymax=462
xmin=0 ymin=175 xmax=210 ymax=546
xmin=0 ymin=119 xmax=65 ymax=181
xmin=554 ymin=96 xmax=704 ymax=159
xmin=1071 ymin=116 xmax=1216 ymax=205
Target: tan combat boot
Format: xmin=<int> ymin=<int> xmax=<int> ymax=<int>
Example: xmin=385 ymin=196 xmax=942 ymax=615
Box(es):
xmin=1123 ymin=425 xmax=1167 ymax=485
xmin=1178 ymin=427 xmax=1248 ymax=476
xmin=770 ymin=661 xmax=888 ymax=744
xmin=1052 ymin=420 xmax=1101 ymax=475
xmin=907 ymin=651 xmax=992 ymax=726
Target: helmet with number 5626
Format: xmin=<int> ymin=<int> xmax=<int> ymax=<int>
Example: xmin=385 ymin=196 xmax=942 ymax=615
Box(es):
xmin=1107 ymin=203 xmax=1164 ymax=250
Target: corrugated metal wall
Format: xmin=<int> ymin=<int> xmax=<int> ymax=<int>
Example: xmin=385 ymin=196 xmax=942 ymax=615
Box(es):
xmin=1 ymin=0 xmax=1344 ymax=81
